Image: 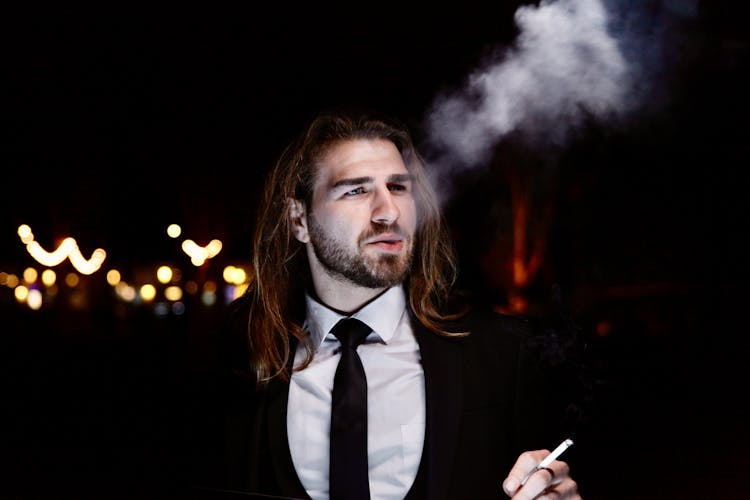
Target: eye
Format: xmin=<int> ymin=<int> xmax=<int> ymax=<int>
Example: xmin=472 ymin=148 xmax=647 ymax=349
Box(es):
xmin=388 ymin=183 xmax=409 ymax=193
xmin=343 ymin=186 xmax=367 ymax=197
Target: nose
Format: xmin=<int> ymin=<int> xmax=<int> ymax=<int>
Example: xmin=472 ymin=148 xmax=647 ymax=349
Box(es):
xmin=371 ymin=187 xmax=400 ymax=225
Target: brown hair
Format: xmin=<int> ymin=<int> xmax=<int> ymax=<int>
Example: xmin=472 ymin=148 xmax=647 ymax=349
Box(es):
xmin=246 ymin=109 xmax=465 ymax=383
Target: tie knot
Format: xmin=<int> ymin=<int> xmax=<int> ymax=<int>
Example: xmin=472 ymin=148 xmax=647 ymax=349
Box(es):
xmin=330 ymin=318 xmax=371 ymax=349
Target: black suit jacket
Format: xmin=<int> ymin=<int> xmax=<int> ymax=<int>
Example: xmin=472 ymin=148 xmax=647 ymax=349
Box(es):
xmin=200 ymin=300 xmax=560 ymax=499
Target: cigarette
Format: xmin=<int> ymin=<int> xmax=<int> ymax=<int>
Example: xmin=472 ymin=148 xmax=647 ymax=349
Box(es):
xmin=519 ymin=438 xmax=574 ymax=486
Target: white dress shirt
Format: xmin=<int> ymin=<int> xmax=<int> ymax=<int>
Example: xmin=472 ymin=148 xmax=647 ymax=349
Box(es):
xmin=287 ymin=285 xmax=426 ymax=500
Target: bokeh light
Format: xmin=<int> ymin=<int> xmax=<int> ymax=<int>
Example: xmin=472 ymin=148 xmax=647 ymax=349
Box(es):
xmin=157 ymin=265 xmax=173 ymax=284
xmin=41 ymin=269 xmax=56 ymax=287
xmin=27 ymin=289 xmax=43 ymax=310
xmin=23 ymin=267 xmax=38 ymax=284
xmin=140 ymin=284 xmax=157 ymax=302
xmin=164 ymin=286 xmax=183 ymax=301
xmin=167 ymin=224 xmax=182 ymax=238
xmin=107 ymin=269 xmax=121 ymax=286
xmin=65 ymin=273 xmax=80 ymax=288
xmin=14 ymin=285 xmax=29 ymax=303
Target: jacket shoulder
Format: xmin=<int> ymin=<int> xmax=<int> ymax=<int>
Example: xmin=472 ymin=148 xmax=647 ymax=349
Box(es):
xmin=456 ymin=302 xmax=535 ymax=345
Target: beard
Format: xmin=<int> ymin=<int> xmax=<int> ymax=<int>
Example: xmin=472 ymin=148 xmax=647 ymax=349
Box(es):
xmin=307 ymin=215 xmax=414 ymax=289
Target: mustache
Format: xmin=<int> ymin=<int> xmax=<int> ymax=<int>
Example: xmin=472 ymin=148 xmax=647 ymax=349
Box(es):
xmin=358 ymin=222 xmax=406 ymax=243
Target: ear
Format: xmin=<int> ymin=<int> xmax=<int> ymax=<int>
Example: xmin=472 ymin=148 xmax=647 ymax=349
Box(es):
xmin=288 ymin=198 xmax=310 ymax=243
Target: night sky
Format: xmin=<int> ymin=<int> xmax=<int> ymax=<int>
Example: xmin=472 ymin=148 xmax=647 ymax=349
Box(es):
xmin=1 ymin=6 xmax=527 ymax=265
xmin=2 ymin=2 xmax=749 ymax=498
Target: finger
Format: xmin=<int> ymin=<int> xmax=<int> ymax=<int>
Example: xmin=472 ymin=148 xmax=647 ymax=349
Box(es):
xmin=534 ymin=489 xmax=562 ymax=500
xmin=513 ymin=466 xmax=555 ymax=499
xmin=541 ymin=459 xmax=570 ymax=487
xmin=534 ymin=477 xmax=580 ymax=500
xmin=511 ymin=460 xmax=572 ymax=500
xmin=503 ymin=450 xmax=549 ymax=495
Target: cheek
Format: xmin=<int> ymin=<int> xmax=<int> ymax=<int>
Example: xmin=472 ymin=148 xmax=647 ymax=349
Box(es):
xmin=315 ymin=209 xmax=361 ymax=239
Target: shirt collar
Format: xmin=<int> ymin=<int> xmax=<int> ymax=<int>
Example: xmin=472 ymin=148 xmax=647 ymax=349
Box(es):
xmin=303 ymin=285 xmax=407 ymax=351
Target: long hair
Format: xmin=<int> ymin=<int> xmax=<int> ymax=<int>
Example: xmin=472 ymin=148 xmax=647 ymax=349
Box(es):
xmin=247 ymin=109 xmax=465 ymax=384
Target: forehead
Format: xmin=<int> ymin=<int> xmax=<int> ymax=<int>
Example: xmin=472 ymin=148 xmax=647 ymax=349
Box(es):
xmin=314 ymin=138 xmax=408 ymax=183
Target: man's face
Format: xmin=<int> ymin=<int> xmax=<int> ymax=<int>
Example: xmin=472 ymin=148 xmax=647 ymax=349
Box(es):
xmin=292 ymin=138 xmax=418 ymax=289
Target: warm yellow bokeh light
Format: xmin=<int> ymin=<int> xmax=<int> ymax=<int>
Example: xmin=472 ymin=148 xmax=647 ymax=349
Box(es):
xmin=26 ymin=238 xmax=77 ymax=266
xmin=41 ymin=269 xmax=56 ymax=286
xmin=223 ymin=265 xmax=248 ymax=285
xmin=69 ymin=247 xmax=107 ymax=275
xmin=116 ymin=282 xmax=136 ymax=302
xmin=65 ymin=273 xmax=80 ymax=288
xmin=17 ymin=224 xmax=33 ymax=244
xmin=140 ymin=284 xmax=157 ymax=302
xmin=164 ymin=286 xmax=183 ymax=301
xmin=157 ymin=265 xmax=173 ymax=284
xmin=4 ymin=274 xmax=19 ymax=288
xmin=233 ymin=282 xmax=249 ymax=299
xmin=19 ymin=225 xmax=106 ymax=274
xmin=107 ymin=269 xmax=121 ymax=286
xmin=167 ymin=224 xmax=182 ymax=238
xmin=222 ymin=266 xmax=234 ymax=282
xmin=14 ymin=285 xmax=29 ymax=302
xmin=182 ymin=239 xmax=222 ymax=267
xmin=236 ymin=268 xmax=247 ymax=284
xmin=206 ymin=240 xmax=222 ymax=255
xmin=27 ymin=289 xmax=43 ymax=310
xmin=23 ymin=267 xmax=38 ymax=284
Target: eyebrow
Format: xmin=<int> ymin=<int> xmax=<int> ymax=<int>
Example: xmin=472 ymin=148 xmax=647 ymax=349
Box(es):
xmin=330 ymin=173 xmax=412 ymax=189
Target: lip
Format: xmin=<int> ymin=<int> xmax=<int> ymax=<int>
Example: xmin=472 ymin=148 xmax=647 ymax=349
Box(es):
xmin=364 ymin=233 xmax=405 ymax=253
xmin=364 ymin=233 xmax=403 ymax=245
xmin=368 ymin=240 xmax=404 ymax=253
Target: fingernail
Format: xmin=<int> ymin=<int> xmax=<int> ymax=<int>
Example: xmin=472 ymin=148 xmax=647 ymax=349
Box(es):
xmin=504 ymin=477 xmax=519 ymax=493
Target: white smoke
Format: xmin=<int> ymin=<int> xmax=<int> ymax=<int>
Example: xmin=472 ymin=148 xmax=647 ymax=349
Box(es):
xmin=423 ymin=0 xmax=698 ymax=203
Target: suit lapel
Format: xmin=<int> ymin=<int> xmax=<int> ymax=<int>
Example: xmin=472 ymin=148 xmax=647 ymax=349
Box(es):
xmin=411 ymin=312 xmax=465 ymax=500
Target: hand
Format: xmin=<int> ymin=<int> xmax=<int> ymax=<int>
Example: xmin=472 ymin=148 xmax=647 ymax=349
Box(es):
xmin=502 ymin=449 xmax=581 ymax=499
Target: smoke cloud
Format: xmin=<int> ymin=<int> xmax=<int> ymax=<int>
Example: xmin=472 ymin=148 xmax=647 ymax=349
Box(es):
xmin=423 ymin=0 xmax=698 ymax=204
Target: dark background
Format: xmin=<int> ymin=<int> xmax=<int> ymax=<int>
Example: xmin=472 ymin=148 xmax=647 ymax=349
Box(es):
xmin=1 ymin=3 xmax=749 ymax=498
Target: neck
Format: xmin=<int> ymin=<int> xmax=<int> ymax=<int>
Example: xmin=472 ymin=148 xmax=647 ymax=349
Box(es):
xmin=310 ymin=273 xmax=390 ymax=314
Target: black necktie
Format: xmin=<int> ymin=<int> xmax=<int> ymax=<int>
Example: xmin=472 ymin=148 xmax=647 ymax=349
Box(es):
xmin=329 ymin=317 xmax=372 ymax=500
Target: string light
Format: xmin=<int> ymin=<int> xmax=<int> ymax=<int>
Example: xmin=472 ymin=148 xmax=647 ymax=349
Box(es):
xmin=17 ymin=224 xmax=107 ymax=275
xmin=26 ymin=238 xmax=77 ymax=266
xmin=181 ymin=239 xmax=222 ymax=266
xmin=7 ymin=223 xmax=233 ymax=312
xmin=68 ymin=247 xmax=106 ymax=275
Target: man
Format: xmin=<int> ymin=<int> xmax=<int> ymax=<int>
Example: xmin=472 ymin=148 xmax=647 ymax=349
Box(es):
xmin=215 ymin=109 xmax=580 ymax=499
